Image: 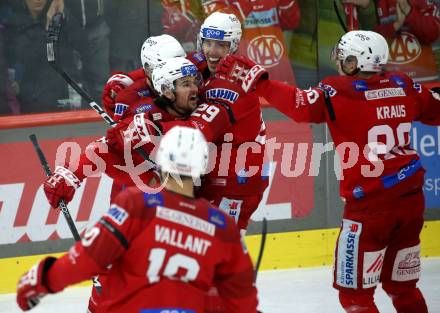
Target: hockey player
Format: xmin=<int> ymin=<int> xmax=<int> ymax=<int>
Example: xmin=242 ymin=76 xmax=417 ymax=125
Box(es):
xmin=109 ymin=13 xmax=269 ymax=236
xmin=100 ymin=11 xmax=239 ymax=110
xmin=107 ymin=14 xmax=268 ymax=313
xmin=43 ymin=34 xmax=187 ymax=210
xmin=217 ymin=30 xmax=440 ymax=313
xmin=102 ymin=34 xmax=186 ymax=121
xmin=196 ymin=11 xmax=242 ymax=75
xmin=17 ymin=126 xmax=259 ymax=313
xmin=42 ymin=43 xmax=194 ymax=313
xmin=186 ymin=11 xmax=270 ymax=234
xmin=201 ymin=0 xmax=300 ymax=84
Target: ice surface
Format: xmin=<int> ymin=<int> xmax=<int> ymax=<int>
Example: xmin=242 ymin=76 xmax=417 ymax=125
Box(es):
xmin=2 ymin=258 xmax=439 ymax=313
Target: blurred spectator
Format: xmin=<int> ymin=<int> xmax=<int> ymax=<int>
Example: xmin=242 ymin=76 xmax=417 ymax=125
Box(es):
xmin=375 ymin=0 xmax=440 ymax=45
xmin=203 ymin=0 xmax=301 ymax=85
xmin=63 ymin=0 xmax=110 ymax=103
xmin=0 ymin=2 xmax=20 ymax=115
xmin=104 ymin=0 xmax=151 ymax=72
xmin=0 ymin=23 xmax=20 ymax=115
xmin=341 ymin=0 xmax=371 ymax=30
xmin=375 ymin=0 xmax=440 ymax=81
xmin=3 ymin=0 xmax=77 ymax=113
xmin=161 ymin=0 xmax=204 ymax=51
xmin=0 ymin=23 xmax=9 ymax=114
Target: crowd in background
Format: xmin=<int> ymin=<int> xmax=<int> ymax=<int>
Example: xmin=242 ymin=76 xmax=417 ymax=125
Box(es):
xmin=0 ymin=0 xmax=439 ymax=115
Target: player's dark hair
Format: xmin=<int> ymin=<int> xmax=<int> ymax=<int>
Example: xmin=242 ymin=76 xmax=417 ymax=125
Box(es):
xmin=153 ymin=95 xmax=173 ymax=110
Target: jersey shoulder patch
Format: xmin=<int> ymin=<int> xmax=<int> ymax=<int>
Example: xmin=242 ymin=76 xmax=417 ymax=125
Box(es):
xmin=143 ymin=192 xmax=164 ymax=208
xmin=204 ymin=77 xmax=246 ymax=103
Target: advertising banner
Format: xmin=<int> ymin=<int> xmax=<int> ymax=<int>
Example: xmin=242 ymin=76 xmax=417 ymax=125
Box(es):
xmin=0 ymin=120 xmax=315 ymax=244
xmin=1 ymin=121 xmax=437 ymax=245
xmin=411 ymin=124 xmax=440 ymax=209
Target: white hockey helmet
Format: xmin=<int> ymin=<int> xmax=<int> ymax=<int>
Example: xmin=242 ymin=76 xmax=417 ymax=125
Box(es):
xmin=151 ymin=57 xmax=198 ymax=96
xmin=156 ymin=126 xmax=209 ymax=178
xmin=140 ymin=34 xmax=186 ymax=76
xmin=332 ymin=30 xmax=389 ymax=72
xmin=197 ymin=12 xmax=242 ymax=53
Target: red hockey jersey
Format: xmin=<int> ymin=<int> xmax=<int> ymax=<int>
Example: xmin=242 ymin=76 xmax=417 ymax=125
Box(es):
xmin=157 ymin=76 xmax=269 ymax=195
xmin=257 ymin=72 xmax=440 ymax=202
xmin=72 ymin=81 xmax=175 ymax=201
xmin=45 ymin=187 xmax=258 ymax=313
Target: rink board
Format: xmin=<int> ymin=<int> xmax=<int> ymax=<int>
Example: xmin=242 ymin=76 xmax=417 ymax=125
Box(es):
xmin=1 ymin=220 xmax=439 ymax=294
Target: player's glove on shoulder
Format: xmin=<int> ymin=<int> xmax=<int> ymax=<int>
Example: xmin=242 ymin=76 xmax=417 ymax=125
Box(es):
xmin=216 ymin=55 xmax=268 ymax=93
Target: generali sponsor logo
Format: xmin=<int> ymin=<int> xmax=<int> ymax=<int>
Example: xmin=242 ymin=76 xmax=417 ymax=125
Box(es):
xmin=392 ymin=244 xmax=421 ymax=281
xmin=156 ymin=206 xmax=215 ymax=236
xmin=364 ymin=87 xmax=406 ymax=100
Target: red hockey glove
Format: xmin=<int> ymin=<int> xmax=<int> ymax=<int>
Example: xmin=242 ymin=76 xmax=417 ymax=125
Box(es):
xmin=187 ymin=50 xmax=208 ymax=76
xmin=17 ymin=257 xmax=57 ymax=311
xmin=216 ymin=55 xmax=268 ymax=93
xmin=102 ymin=73 xmax=135 ymax=117
xmin=106 ymin=113 xmax=161 ymax=153
xmin=43 ymin=166 xmax=82 ymax=208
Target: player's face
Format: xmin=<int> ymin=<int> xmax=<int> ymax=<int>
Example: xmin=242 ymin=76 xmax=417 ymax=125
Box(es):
xmin=174 ymin=76 xmax=199 ymax=114
xmin=202 ymin=39 xmax=231 ymax=74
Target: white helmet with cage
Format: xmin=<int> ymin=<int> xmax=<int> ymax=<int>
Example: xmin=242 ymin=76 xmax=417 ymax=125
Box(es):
xmin=197 ymin=12 xmax=242 ymax=53
xmin=156 ymin=126 xmax=209 ymax=178
xmin=332 ymin=30 xmax=389 ymax=72
xmin=151 ymin=57 xmax=198 ymax=95
xmin=140 ymin=34 xmax=186 ymax=76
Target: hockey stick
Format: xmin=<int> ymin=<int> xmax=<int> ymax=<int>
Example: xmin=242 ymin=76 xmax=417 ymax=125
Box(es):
xmin=30 ymin=134 xmax=103 ymax=293
xmin=29 ymin=134 xmax=81 ymax=241
xmin=47 ymin=13 xmax=115 ymax=127
xmin=46 ymin=13 xmax=154 ymax=163
xmin=254 ymin=218 xmax=267 ymax=282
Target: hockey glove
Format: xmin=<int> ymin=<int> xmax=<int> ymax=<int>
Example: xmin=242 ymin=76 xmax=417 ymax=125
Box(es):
xmin=106 ymin=113 xmax=162 ymax=153
xmin=187 ymin=50 xmax=209 ymax=77
xmin=43 ymin=166 xmax=82 ymax=209
xmin=17 ymin=257 xmax=57 ymax=311
xmin=102 ymin=73 xmax=135 ymax=117
xmin=216 ymin=55 xmax=268 ymax=93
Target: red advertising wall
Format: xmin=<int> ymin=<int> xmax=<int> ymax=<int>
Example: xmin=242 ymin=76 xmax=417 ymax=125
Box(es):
xmin=0 ymin=115 xmax=315 ymax=244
